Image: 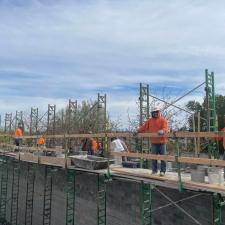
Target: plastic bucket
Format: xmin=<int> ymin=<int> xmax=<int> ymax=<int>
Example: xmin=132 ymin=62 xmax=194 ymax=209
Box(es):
xmin=208 ymin=167 xmax=224 ymax=186
xmin=191 ymin=166 xmax=205 ymax=183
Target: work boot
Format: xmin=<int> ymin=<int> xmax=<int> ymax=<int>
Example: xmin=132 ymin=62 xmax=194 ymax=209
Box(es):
xmin=160 ymin=172 xmax=165 ymax=177
xmin=151 ymin=171 xmax=157 ymax=175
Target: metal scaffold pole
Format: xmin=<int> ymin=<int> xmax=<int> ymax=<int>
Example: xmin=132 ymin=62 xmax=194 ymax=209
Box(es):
xmin=139 ymin=83 xmax=150 ymax=168
xmin=140 ymin=181 xmax=152 ymax=225
xmin=66 ymin=169 xmax=76 ymax=225
xmin=213 ymin=193 xmax=225 ymax=225
xmin=47 ymin=104 xmax=56 ymax=147
xmin=205 ymin=69 xmax=225 ymax=225
xmin=43 ymin=166 xmax=53 ymax=225
xmin=15 ymin=111 xmax=23 ymax=130
xmin=0 ymin=156 xmax=8 ymax=223
xmin=10 ymin=159 xmax=20 ymax=225
xmin=4 ymin=113 xmax=12 ymax=133
xmin=25 ymin=163 xmax=36 ymax=225
xmin=205 ymin=69 xmax=219 ymax=159
xmin=30 ymin=107 xmax=38 ymax=135
xmin=97 ymin=174 xmax=106 ymax=225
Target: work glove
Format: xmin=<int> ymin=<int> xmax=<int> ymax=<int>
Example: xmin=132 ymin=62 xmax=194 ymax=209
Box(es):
xmin=158 ymin=130 xmax=164 ymax=136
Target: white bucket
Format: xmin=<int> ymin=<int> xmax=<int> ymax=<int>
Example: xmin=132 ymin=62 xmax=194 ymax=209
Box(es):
xmin=167 ymin=162 xmax=173 ymax=172
xmin=191 ymin=166 xmax=205 ymax=183
xmin=113 ymin=156 xmax=122 ymax=165
xmin=208 ymin=167 xmax=224 ymax=186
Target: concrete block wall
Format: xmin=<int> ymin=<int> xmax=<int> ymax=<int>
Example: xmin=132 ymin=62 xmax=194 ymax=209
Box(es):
xmin=0 ymin=160 xmax=224 ymax=225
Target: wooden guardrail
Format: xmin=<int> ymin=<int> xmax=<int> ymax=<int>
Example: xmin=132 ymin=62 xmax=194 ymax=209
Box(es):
xmin=0 ymin=131 xmax=225 ymax=139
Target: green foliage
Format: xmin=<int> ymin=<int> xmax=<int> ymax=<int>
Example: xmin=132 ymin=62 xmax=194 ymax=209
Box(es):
xmin=186 ymin=95 xmax=225 ymax=152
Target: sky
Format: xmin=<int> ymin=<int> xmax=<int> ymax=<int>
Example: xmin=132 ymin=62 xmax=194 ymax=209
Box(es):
xmin=0 ymin=0 xmax=225 ymax=128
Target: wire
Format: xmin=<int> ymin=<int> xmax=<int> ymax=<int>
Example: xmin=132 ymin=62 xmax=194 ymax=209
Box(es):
xmin=149 ymin=94 xmax=207 ymax=122
xmin=162 ymin=82 xmax=205 ymax=111
xmin=155 ymin=187 xmax=203 ymax=225
xmin=151 ymin=193 xmax=205 ymax=213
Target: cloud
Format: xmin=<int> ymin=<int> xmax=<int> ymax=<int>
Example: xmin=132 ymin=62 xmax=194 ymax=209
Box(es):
xmin=0 ymin=0 xmax=225 ymax=127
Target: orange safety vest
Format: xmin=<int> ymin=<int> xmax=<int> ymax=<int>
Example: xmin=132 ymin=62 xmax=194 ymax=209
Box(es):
xmin=92 ymin=140 xmax=98 ymax=152
xmin=138 ymin=116 xmax=169 ymax=144
xmin=37 ymin=137 xmax=45 ymax=145
xmin=15 ymin=128 xmax=23 ymax=138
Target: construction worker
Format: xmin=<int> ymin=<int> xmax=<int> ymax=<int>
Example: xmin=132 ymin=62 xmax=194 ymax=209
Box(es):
xmin=37 ymin=135 xmax=46 ymax=147
xmin=91 ymin=138 xmax=98 ymax=154
xmin=137 ymin=107 xmax=169 ymax=176
xmin=15 ymin=125 xmax=23 ymax=149
xmin=110 ymin=137 xmax=128 ymax=165
xmin=81 ymin=133 xmax=97 ymax=155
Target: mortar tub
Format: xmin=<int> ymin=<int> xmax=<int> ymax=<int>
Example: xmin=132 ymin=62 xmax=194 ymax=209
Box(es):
xmin=69 ymin=155 xmax=114 ymax=170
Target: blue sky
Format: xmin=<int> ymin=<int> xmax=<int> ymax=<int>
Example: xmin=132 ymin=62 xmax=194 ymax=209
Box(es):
xmin=0 ymin=0 xmax=225 ymax=127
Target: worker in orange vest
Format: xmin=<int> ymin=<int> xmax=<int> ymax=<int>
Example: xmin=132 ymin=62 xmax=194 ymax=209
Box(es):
xmin=37 ymin=135 xmax=46 ymax=146
xmin=15 ymin=126 xmax=23 ymax=147
xmin=137 ymin=107 xmax=169 ymax=176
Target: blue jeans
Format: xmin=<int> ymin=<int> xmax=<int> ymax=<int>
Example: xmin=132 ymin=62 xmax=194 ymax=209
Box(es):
xmin=88 ymin=149 xmax=94 ymax=155
xmin=151 ymin=144 xmax=166 ymax=173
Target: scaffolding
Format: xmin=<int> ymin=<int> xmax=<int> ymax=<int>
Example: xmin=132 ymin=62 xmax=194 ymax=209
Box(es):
xmin=25 ymin=163 xmax=36 ymax=225
xmin=139 ymin=83 xmax=150 ymax=167
xmin=43 ymin=166 xmax=53 ymax=225
xmin=47 ymin=105 xmax=56 ymax=147
xmin=97 ymin=94 xmax=107 ymax=133
xmin=205 ymin=69 xmax=219 ymax=159
xmin=4 ymin=113 xmax=12 ymax=133
xmin=0 ymin=156 xmax=8 ymax=223
xmin=66 ymin=169 xmax=75 ymax=225
xmin=68 ymin=99 xmax=77 ymax=133
xmin=15 ymin=111 xmax=23 ymax=129
xmin=30 ymin=108 xmax=38 ymax=135
xmin=10 ymin=159 xmax=20 ymax=225
xmin=140 ymin=181 xmax=152 ymax=225
xmin=97 ymin=174 xmax=106 ymax=225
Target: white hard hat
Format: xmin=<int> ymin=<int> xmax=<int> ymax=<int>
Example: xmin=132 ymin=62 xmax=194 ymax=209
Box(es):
xmin=151 ymin=106 xmax=161 ymax=112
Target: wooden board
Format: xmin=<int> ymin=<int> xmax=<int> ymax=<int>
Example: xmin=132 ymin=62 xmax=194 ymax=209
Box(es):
xmin=16 ymin=153 xmax=39 ymax=163
xmin=111 ymin=152 xmax=225 ymax=167
xmin=1 ymin=131 xmax=225 ymax=139
xmin=0 ymin=143 xmax=64 ymax=153
xmin=111 ymin=167 xmax=225 ymax=194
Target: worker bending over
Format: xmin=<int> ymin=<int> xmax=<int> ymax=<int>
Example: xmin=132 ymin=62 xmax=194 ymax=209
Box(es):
xmin=138 ymin=107 xmax=169 ymax=176
xmin=81 ymin=137 xmax=98 ymax=155
xmin=110 ymin=137 xmax=128 ymax=165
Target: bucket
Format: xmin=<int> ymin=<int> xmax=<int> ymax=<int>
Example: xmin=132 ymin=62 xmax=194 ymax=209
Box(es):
xmin=208 ymin=167 xmax=224 ymax=186
xmin=113 ymin=156 xmax=122 ymax=165
xmin=191 ymin=166 xmax=205 ymax=183
xmin=167 ymin=162 xmax=173 ymax=172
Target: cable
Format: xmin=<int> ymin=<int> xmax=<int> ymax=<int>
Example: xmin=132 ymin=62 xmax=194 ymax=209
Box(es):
xmin=162 ymin=82 xmax=205 ymax=111
xmin=151 ymin=193 xmax=205 ymax=213
xmin=155 ymin=187 xmax=203 ymax=225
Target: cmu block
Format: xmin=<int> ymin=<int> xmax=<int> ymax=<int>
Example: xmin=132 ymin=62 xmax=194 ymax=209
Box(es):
xmin=0 ymin=160 xmax=224 ymax=225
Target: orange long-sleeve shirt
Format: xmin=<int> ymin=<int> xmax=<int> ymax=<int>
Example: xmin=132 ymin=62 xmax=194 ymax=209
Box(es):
xmin=15 ymin=128 xmax=23 ymax=138
xmin=138 ymin=116 xmax=169 ymax=144
xmin=37 ymin=137 xmax=45 ymax=145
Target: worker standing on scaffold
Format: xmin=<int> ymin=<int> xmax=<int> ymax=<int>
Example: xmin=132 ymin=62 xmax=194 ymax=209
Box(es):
xmin=15 ymin=123 xmax=23 ymax=151
xmin=37 ymin=135 xmax=46 ymax=149
xmin=137 ymin=107 xmax=169 ymax=176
